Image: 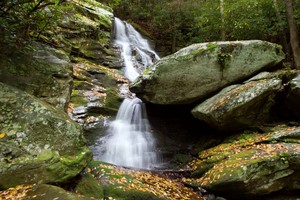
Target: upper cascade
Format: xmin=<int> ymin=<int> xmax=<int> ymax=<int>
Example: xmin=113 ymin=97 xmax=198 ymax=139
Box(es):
xmin=114 ymin=17 xmax=160 ymax=82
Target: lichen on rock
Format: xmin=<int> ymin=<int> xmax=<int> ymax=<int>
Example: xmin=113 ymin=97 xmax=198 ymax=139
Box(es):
xmin=0 ymin=83 xmax=92 ymax=189
xmin=186 ymin=125 xmax=300 ymax=198
xmin=130 ymin=40 xmax=285 ymax=105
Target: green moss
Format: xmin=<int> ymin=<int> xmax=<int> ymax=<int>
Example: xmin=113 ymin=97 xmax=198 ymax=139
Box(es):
xmin=37 ymin=149 xmax=55 ymax=161
xmin=70 ymin=90 xmax=88 ymax=107
xmin=191 ymin=42 xmax=218 ymax=61
xmin=103 ymin=186 xmax=165 ymax=200
xmin=88 ymin=160 xmax=113 ymax=168
xmin=60 ymin=147 xmax=92 ymax=167
xmin=104 ymin=89 xmax=123 ymax=114
xmin=75 ymin=173 xmax=104 ymax=199
xmin=143 ymin=68 xmax=152 ymax=75
xmin=26 ymin=184 xmax=91 ymax=200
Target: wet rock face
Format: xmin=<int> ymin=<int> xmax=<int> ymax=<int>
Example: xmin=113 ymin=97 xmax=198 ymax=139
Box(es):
xmin=186 ymin=125 xmax=300 ymax=199
xmin=130 ymin=40 xmax=285 ymax=105
xmin=0 ymin=83 xmax=92 ymax=189
xmin=68 ymin=61 xmax=126 ymax=131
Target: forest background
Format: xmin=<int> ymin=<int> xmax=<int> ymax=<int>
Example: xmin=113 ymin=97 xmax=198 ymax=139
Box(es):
xmin=1 ymin=0 xmax=300 ymax=66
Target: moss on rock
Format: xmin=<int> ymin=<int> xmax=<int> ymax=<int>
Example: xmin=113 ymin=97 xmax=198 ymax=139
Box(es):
xmin=186 ymin=125 xmax=300 ymax=198
xmin=130 ymin=40 xmax=285 ymax=105
xmin=0 ymin=83 xmax=92 ymax=189
xmin=0 ymin=41 xmax=72 ymax=110
xmin=75 ymin=173 xmax=104 ymax=199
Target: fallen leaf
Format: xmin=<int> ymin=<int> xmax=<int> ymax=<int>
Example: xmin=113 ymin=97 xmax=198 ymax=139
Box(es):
xmin=0 ymin=133 xmax=6 ymax=139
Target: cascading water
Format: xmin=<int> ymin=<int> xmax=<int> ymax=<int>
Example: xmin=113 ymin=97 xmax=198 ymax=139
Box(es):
xmin=96 ymin=18 xmax=160 ymax=169
xmin=113 ymin=17 xmax=159 ymax=81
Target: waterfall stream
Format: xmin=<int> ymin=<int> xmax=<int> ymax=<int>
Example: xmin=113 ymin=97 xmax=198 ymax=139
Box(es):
xmin=96 ymin=18 xmax=160 ymax=169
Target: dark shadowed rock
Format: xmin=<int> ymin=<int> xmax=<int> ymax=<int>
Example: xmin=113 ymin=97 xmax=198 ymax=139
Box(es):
xmin=281 ymin=72 xmax=300 ymax=119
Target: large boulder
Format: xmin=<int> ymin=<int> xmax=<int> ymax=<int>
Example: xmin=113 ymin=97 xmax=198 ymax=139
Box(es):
xmin=0 ymin=83 xmax=92 ymax=189
xmin=0 ymin=42 xmax=72 ymax=110
xmin=186 ymin=125 xmax=300 ymax=198
xmin=191 ymin=72 xmax=282 ymax=131
xmin=130 ymin=40 xmax=285 ymax=104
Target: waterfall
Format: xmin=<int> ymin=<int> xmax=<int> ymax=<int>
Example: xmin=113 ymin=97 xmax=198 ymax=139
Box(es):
xmin=114 ymin=17 xmax=159 ymax=82
xmin=97 ymin=18 xmax=160 ymax=169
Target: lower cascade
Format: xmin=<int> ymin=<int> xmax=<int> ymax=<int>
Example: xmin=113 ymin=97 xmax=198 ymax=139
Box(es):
xmin=97 ymin=17 xmax=160 ymax=169
xmin=101 ymin=98 xmax=158 ymax=168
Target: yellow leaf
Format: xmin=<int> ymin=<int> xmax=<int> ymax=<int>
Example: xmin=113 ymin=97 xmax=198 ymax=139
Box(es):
xmin=0 ymin=133 xmax=6 ymax=139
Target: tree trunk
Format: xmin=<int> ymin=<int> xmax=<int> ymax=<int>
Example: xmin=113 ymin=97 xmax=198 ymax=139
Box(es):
xmin=172 ymin=31 xmax=176 ymax=53
xmin=220 ymin=0 xmax=225 ymax=40
xmin=273 ymin=0 xmax=290 ymax=60
xmin=285 ymin=0 xmax=300 ymax=69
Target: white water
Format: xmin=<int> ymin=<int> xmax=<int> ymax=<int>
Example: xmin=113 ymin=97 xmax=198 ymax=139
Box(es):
xmin=98 ymin=18 xmax=160 ymax=169
xmin=114 ymin=17 xmax=159 ymax=82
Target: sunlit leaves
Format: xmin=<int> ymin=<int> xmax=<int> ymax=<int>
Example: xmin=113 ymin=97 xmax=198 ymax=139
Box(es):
xmin=0 ymin=185 xmax=33 ymax=200
xmin=91 ymin=163 xmax=204 ymax=200
xmin=187 ymin=125 xmax=300 ymax=187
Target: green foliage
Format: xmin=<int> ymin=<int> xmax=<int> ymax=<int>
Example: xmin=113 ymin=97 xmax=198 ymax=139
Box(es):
xmin=111 ymin=0 xmax=300 ymax=56
xmin=0 ymin=0 xmax=69 ymax=44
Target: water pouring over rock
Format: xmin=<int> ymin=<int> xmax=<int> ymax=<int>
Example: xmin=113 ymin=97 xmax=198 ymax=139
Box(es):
xmin=98 ymin=18 xmax=160 ymax=169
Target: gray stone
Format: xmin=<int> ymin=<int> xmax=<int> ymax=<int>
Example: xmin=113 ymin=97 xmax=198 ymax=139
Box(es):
xmin=130 ymin=40 xmax=285 ymax=104
xmin=0 ymin=42 xmax=72 ymax=110
xmin=191 ymin=76 xmax=282 ymax=130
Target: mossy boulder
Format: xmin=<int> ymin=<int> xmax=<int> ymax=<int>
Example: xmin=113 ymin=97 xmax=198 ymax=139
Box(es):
xmin=191 ymin=72 xmax=282 ymax=131
xmin=130 ymin=40 xmax=285 ymax=105
xmin=186 ymin=125 xmax=300 ymax=198
xmin=0 ymin=42 xmax=72 ymax=110
xmin=26 ymin=184 xmax=93 ymax=200
xmin=0 ymin=83 xmax=92 ymax=189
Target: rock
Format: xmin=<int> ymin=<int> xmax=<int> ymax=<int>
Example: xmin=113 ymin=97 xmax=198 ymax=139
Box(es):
xmin=39 ymin=0 xmax=117 ymax=66
xmin=26 ymin=184 xmax=93 ymax=200
xmin=87 ymin=161 xmax=202 ymax=200
xmin=75 ymin=173 xmax=104 ymax=199
xmin=191 ymin=73 xmax=282 ymax=130
xmin=281 ymin=72 xmax=300 ymax=119
xmin=0 ymin=83 xmax=92 ymax=189
xmin=0 ymin=42 xmax=72 ymax=110
xmin=68 ymin=61 xmax=125 ymax=131
xmin=186 ymin=125 xmax=300 ymax=198
xmin=130 ymin=40 xmax=285 ymax=104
